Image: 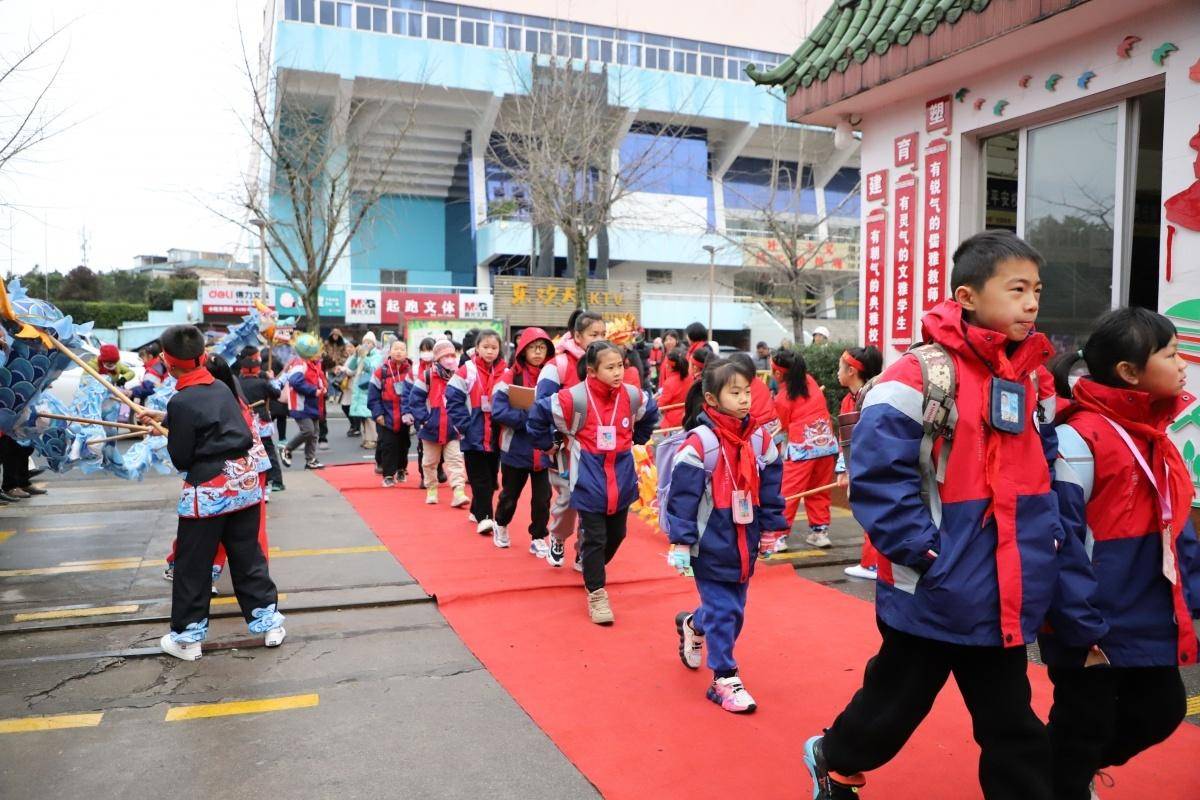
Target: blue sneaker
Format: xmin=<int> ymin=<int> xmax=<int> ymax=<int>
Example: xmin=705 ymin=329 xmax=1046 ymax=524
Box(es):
xmin=804 ymin=735 xmax=864 ymax=799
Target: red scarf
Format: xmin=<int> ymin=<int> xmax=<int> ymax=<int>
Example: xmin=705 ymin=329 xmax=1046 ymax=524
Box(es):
xmin=175 ymin=367 xmax=215 ymax=390
xmin=1071 ymin=378 xmax=1196 ymax=537
xmin=513 ymin=357 xmax=542 ymax=387
xmin=706 ymin=407 xmax=760 ymax=504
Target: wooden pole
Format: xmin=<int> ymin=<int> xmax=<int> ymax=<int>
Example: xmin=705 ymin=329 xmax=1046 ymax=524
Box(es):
xmin=248 ymin=399 xmax=265 ymax=409
xmin=657 ymin=402 xmax=685 ymax=411
xmin=783 ymin=481 xmax=839 ymax=503
xmin=37 ymin=411 xmax=154 ymax=433
xmin=47 ymin=337 xmax=169 ymax=436
xmin=87 ymin=430 xmax=147 ymax=446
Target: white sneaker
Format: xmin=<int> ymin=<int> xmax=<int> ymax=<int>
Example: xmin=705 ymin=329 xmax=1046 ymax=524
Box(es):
xmin=467 ymin=513 xmax=477 ymax=523
xmin=160 ymin=634 xmax=202 ymax=661
xmin=844 ymin=564 xmax=878 ymax=580
xmin=529 ymin=539 xmax=550 ymax=558
xmin=476 ymin=518 xmax=494 ymax=534
xmin=547 ymin=538 xmax=565 ymax=567
xmin=450 ymin=489 xmax=470 ymax=508
xmin=772 ymin=535 xmax=789 ymax=553
xmin=264 ymin=626 xmax=286 ymax=647
xmin=425 ymin=488 xmax=438 ymax=504
xmin=675 ymin=612 xmax=704 ymax=670
xmin=492 ymin=524 xmax=510 ymax=548
xmin=805 ymin=531 xmax=833 ymax=548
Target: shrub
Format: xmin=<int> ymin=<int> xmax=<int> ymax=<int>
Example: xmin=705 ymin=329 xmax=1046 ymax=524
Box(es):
xmin=56 ymin=301 xmax=149 ymax=331
xmin=796 ymin=340 xmax=855 ymax=417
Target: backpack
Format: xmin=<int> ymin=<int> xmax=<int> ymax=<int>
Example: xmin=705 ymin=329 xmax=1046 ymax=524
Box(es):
xmin=655 ymin=424 xmax=768 ymax=537
xmin=560 ymin=381 xmax=643 ymax=436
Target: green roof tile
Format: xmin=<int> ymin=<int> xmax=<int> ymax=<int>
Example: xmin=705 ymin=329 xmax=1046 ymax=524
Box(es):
xmin=747 ymin=0 xmax=993 ymax=93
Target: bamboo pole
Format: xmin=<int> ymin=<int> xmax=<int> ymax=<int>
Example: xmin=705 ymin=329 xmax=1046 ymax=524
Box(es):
xmin=783 ymin=481 xmax=839 ymax=503
xmin=657 ymin=402 xmax=685 ymax=411
xmin=47 ymin=337 xmax=169 ymax=436
xmin=248 ymin=399 xmax=265 ymax=409
xmin=37 ymin=412 xmax=153 ymax=433
xmin=87 ymin=430 xmax=147 ymax=446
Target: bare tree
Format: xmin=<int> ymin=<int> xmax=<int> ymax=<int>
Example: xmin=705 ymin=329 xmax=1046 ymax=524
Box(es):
xmin=231 ymin=36 xmax=426 ymax=331
xmin=717 ymin=128 xmax=860 ymax=342
xmin=490 ymin=57 xmax=696 ymax=308
xmin=0 ymin=14 xmax=68 ymax=193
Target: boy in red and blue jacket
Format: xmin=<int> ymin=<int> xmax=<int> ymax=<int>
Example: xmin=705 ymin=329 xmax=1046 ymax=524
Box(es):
xmin=803 ymin=231 xmax=1106 ymax=800
xmin=446 ymin=329 xmax=508 ymax=532
xmin=529 ymin=341 xmax=659 ymax=624
xmin=368 ymin=339 xmax=413 ymax=487
xmin=281 ymin=333 xmax=326 ymax=470
xmin=491 ymin=326 xmax=555 ymax=553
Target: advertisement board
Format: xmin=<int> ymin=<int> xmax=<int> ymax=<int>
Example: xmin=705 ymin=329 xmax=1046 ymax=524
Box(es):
xmin=200 ymin=283 xmax=270 ymax=316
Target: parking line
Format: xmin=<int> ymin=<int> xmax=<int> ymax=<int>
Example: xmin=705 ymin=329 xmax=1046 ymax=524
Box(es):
xmin=14 ymin=605 xmax=141 ymax=623
xmin=25 ymin=524 xmax=105 ymax=533
xmin=0 ymin=712 xmax=104 ymax=734
xmin=763 ymin=550 xmax=829 ymax=562
xmin=164 ymin=693 xmax=319 ymax=722
xmin=1187 ymin=695 xmax=1200 ymax=717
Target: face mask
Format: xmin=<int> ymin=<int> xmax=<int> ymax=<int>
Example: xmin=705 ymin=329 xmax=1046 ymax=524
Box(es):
xmin=420 ymin=352 xmax=434 ymax=362
xmin=439 ymin=356 xmax=458 ymax=370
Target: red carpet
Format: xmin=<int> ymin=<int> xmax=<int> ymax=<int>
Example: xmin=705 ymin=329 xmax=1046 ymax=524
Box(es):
xmin=324 ymin=464 xmax=1200 ymax=799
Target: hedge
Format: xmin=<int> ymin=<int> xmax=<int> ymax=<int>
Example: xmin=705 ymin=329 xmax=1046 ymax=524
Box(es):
xmin=794 ymin=340 xmax=855 ymax=418
xmin=56 ymin=301 xmax=150 ymax=331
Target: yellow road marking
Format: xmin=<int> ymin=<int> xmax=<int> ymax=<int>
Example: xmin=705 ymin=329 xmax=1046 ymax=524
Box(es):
xmin=0 ymin=531 xmax=13 ymax=544
xmin=1187 ymin=695 xmax=1200 ymax=717
xmin=2 ymin=545 xmax=387 ymax=577
xmin=165 ymin=693 xmax=319 ymax=722
xmin=211 ymin=593 xmax=288 ymax=607
xmin=0 ymin=713 xmax=104 ymax=734
xmin=14 ymin=604 xmax=140 ymax=622
xmin=763 ymin=549 xmax=829 ymax=562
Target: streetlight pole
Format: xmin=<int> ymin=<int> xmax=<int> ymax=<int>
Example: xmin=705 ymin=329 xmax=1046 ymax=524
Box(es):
xmin=702 ymin=244 xmax=716 ymax=336
xmin=250 ymin=218 xmax=268 ymax=302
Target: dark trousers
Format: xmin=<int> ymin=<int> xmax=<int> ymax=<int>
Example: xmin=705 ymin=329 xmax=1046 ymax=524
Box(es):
xmin=286 ymin=417 xmax=318 ymax=462
xmin=0 ymin=437 xmax=32 ymax=490
xmin=171 ymin=505 xmax=277 ymax=634
xmin=822 ymin=619 xmax=1051 ymax=800
xmin=578 ymin=509 xmax=629 ymax=592
xmin=343 ymin=405 xmax=357 ymax=432
xmin=494 ymin=464 xmax=551 ymax=538
xmin=318 ymin=417 xmax=328 ymax=442
xmin=274 ymin=414 xmax=288 ymax=442
xmin=463 ymin=450 xmax=500 ymax=521
xmin=263 ymin=436 xmax=283 ymax=486
xmin=1047 ymin=665 xmax=1186 ymax=800
xmin=378 ymin=425 xmax=411 ymax=477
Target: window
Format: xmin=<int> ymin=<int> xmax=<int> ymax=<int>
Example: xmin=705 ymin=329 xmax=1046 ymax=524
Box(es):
xmin=617 ymin=43 xmax=640 ymax=66
xmin=645 ymin=47 xmax=669 ymax=70
xmin=320 ymin=1 xmax=335 ymax=24
xmin=392 ymin=10 xmax=406 ymax=33
xmin=701 ymin=55 xmax=723 ymax=78
xmin=646 ymin=269 xmax=673 ymax=285
xmin=407 ymin=13 xmax=421 ymax=36
xmin=525 ymin=29 xmax=539 ymax=53
xmin=587 ymin=38 xmax=600 ymax=61
xmin=427 ymin=14 xmax=454 ymax=40
xmin=356 ymin=5 xmax=371 ymax=29
xmin=600 ymin=41 xmax=612 ymax=63
xmin=336 ymin=2 xmax=352 ymax=27
xmin=570 ymin=35 xmax=582 ymax=59
xmin=372 ymin=7 xmax=387 ymax=31
xmin=285 ymin=0 xmax=299 ymax=20
xmin=379 ymin=269 xmax=408 ymax=286
xmin=463 ymin=20 xmax=486 ymax=45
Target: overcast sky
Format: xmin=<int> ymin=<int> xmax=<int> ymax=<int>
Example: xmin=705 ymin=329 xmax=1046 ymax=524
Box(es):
xmin=1 ymin=0 xmax=267 ymax=275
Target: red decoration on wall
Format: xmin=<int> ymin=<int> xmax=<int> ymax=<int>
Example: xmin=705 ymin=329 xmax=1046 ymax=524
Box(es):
xmin=866 ymin=169 xmax=889 ymax=203
xmin=891 ymin=173 xmax=918 ymax=349
xmin=1164 ymin=125 xmax=1200 ymax=231
xmin=895 ymin=133 xmax=918 ymax=170
xmin=863 ymin=208 xmax=888 ymax=349
xmin=926 ymin=95 xmax=952 ymax=134
xmin=1116 ymin=35 xmax=1141 ymax=58
xmin=1190 ymin=57 xmax=1200 ymax=82
xmin=1018 ymin=75 xmax=1032 ymax=87
xmin=1166 ymin=224 xmax=1175 ymax=283
xmin=973 ymin=98 xmax=986 ymax=111
xmin=922 ymin=138 xmax=951 ymax=312
xmin=381 ymin=291 xmax=460 ymax=323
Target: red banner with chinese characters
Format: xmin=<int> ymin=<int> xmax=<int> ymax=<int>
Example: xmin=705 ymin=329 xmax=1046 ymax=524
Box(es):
xmin=891 ymin=173 xmax=918 ymax=350
xmin=863 ymin=208 xmax=887 ymax=349
xmin=922 ymin=138 xmax=950 ymax=313
xmin=381 ymin=292 xmax=460 ymax=323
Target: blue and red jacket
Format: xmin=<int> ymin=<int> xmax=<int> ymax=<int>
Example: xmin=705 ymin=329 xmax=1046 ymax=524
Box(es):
xmin=534 ymin=332 xmax=585 ymax=401
xmin=664 ymin=410 xmax=786 ymax=583
xmin=492 ymin=327 xmax=554 ymax=470
xmin=850 ymin=300 xmax=1105 ymax=648
xmin=445 ymin=354 xmax=507 ymax=452
xmin=408 ymin=363 xmax=458 ymax=444
xmin=367 ymin=358 xmax=412 ymax=432
xmin=1042 ymin=378 xmax=1200 ymax=668
xmin=284 ymin=357 xmax=326 ymax=420
xmin=130 ymin=357 xmax=169 ymax=401
xmin=529 ymin=375 xmax=659 ymax=514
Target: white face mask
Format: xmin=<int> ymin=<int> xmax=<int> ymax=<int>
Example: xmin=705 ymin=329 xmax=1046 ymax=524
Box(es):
xmin=419 ymin=352 xmax=434 ymax=362
xmin=438 ymin=356 xmax=458 ymax=370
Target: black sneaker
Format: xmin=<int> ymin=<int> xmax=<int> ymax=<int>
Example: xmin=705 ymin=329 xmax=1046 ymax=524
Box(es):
xmin=397 ymin=470 xmax=407 ymax=483
xmin=305 ymin=460 xmax=325 ymax=470
xmin=804 ymin=736 xmax=864 ymax=799
xmin=419 ymin=476 xmax=427 ymax=489
xmin=279 ymin=448 xmax=292 ymax=468
xmin=270 ymin=482 xmax=286 ymax=492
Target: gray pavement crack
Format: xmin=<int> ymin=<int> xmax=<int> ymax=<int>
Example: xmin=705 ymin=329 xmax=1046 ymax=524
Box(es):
xmin=24 ymin=656 xmax=125 ymax=708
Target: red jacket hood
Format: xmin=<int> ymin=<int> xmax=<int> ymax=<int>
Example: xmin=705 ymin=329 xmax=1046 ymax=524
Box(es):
xmin=516 ymin=326 xmax=553 ymax=359
xmin=920 ymin=299 xmax=1054 ymax=381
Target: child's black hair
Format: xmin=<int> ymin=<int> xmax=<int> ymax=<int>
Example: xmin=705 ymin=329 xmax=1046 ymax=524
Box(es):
xmin=462 ymin=328 xmax=480 ymax=351
xmin=573 ymin=310 xmax=605 ymax=335
xmin=143 ymin=341 xmax=162 ymax=357
xmin=772 ymin=347 xmax=810 ymax=399
xmin=685 ymin=321 xmax=708 ymax=344
xmin=682 ymin=357 xmax=754 ymax=429
xmin=1049 ymin=307 xmax=1177 ymax=398
xmin=577 ymin=340 xmax=623 ymax=380
xmin=623 ymin=345 xmax=647 ymax=389
xmin=159 ymin=325 xmax=205 ymax=361
xmin=566 ymin=308 xmax=584 ymax=333
xmin=418 ymin=337 xmax=436 ymax=352
xmin=844 ymin=345 xmax=883 ymax=382
xmin=475 ymin=329 xmax=501 ymax=346
xmin=664 ymin=348 xmax=688 ymax=379
xmin=950 ymin=230 xmax=1045 ymax=292
xmin=662 ymin=329 xmax=680 ymax=345
xmin=727 ymin=352 xmax=757 ymax=375
xmin=205 ymin=354 xmax=245 ymax=402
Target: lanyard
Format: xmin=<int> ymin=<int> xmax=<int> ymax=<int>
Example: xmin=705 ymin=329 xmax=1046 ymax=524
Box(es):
xmin=585 ymin=383 xmax=621 ymax=429
xmin=386 ymin=361 xmax=402 ymax=383
xmin=1102 ymin=416 xmax=1177 ymax=584
xmin=476 ymin=361 xmax=497 ymax=397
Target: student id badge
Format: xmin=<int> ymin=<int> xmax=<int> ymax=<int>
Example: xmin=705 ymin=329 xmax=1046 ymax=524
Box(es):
xmin=480 ymin=395 xmax=492 ymax=413
xmin=596 ymin=425 xmax=617 ymax=451
xmin=392 ymin=380 xmax=405 ymax=395
xmin=989 ymin=378 xmax=1026 ymax=434
xmin=731 ymin=490 xmax=755 ymax=524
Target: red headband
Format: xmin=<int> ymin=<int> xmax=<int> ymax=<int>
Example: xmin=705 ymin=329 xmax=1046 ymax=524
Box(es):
xmin=841 ymin=351 xmax=865 ymax=373
xmin=162 ymin=351 xmax=207 ymax=371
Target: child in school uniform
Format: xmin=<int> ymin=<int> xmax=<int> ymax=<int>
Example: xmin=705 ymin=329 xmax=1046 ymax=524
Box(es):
xmin=657 ymin=348 xmax=691 ymax=430
xmin=237 ymin=347 xmax=285 ymax=492
xmin=280 ymin=332 xmax=327 ymax=470
xmin=409 ymin=339 xmax=469 ymax=507
xmin=446 ymin=329 xmax=508 ymax=532
xmin=529 ymin=341 xmax=659 ymax=624
xmin=491 ymin=327 xmax=555 ymax=553
xmin=834 ymin=346 xmax=883 ymax=579
xmin=143 ymin=325 xmax=284 ymax=662
xmin=535 ymin=311 xmax=608 ymax=568
xmin=1043 ymin=307 xmax=1199 ymax=800
xmin=368 ymin=339 xmax=413 ymax=487
xmin=802 ymin=231 xmax=1107 ymax=800
xmin=664 ymin=357 xmax=786 ymax=713
xmin=771 ymin=348 xmax=838 ymax=551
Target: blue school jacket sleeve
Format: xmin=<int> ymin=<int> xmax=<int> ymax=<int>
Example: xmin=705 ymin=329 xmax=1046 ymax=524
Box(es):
xmin=491 ymin=381 xmax=527 ymax=429
xmin=366 ymin=369 xmax=385 ymax=420
xmin=757 ymin=437 xmax=787 ymax=533
xmin=287 ymin=367 xmax=317 ymax=397
xmin=848 ymin=366 xmax=940 ymax=573
xmin=408 ymin=373 xmax=431 ymax=428
xmin=1178 ymin=519 xmax=1200 ymax=619
xmin=527 ymin=392 xmax=559 ymax=451
xmin=445 ymin=367 xmax=472 ymax=437
xmin=633 ymin=390 xmax=658 ymax=445
xmin=664 ymin=439 xmax=705 ymax=547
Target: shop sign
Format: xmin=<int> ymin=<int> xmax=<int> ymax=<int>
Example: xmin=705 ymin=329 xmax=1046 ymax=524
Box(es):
xmin=891 ymin=173 xmax=918 ymax=350
xmin=381 ymin=292 xmax=459 ymax=323
xmin=345 ymin=290 xmax=381 ymax=324
xmin=200 ymin=283 xmax=270 ymax=315
xmin=863 ymin=208 xmax=887 ymax=348
xmin=274 ymin=286 xmax=345 ymax=319
xmin=922 ymin=138 xmax=951 ymax=311
xmin=494 ymin=276 xmax=641 ymax=327
xmin=458 ymin=293 xmax=494 ymax=320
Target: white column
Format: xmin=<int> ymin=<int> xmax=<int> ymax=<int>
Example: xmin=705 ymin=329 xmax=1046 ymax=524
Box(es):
xmin=326 ymin=77 xmax=356 ymax=288
xmin=710 ymin=122 xmax=757 ymax=232
xmin=471 ymin=94 xmax=503 ymax=229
